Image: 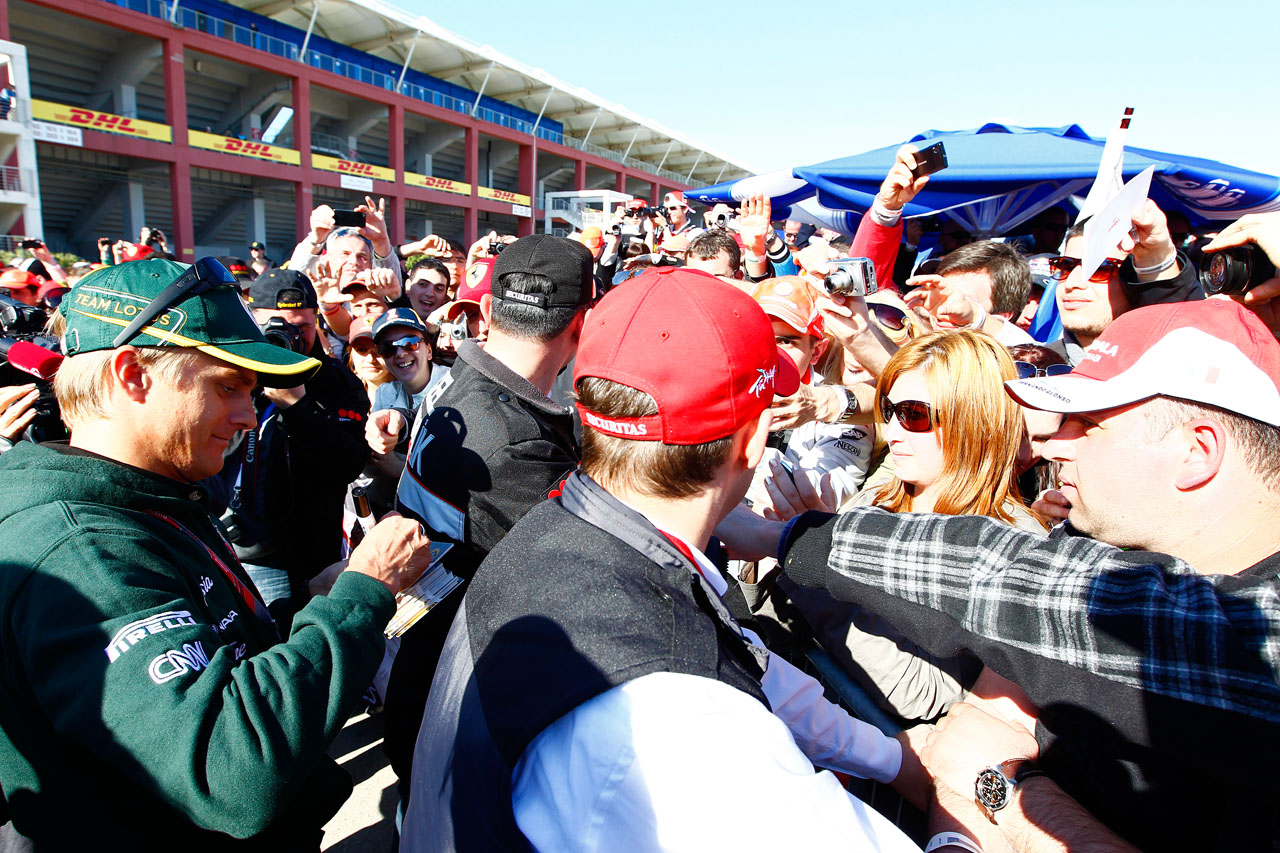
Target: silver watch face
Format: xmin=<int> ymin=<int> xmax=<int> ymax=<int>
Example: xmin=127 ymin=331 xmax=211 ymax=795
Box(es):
xmin=976 ymin=767 xmax=1011 ymax=811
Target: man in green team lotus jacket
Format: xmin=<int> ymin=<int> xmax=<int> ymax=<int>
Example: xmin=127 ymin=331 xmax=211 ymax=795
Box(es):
xmin=0 ymin=258 xmax=429 ymax=850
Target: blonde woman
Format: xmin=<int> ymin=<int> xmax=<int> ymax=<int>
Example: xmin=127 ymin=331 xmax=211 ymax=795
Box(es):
xmin=344 ymin=315 xmax=391 ymax=408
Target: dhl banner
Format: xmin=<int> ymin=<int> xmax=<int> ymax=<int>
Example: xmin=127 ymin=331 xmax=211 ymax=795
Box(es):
xmin=189 ymin=130 xmax=300 ymax=165
xmin=32 ymin=99 xmax=171 ymax=142
xmin=404 ymin=171 xmax=471 ymax=196
xmin=478 ymin=187 xmax=532 ymax=207
xmin=311 ymin=153 xmax=394 ymax=182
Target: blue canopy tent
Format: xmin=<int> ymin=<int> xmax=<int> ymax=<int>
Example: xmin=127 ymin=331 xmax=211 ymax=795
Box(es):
xmin=688 ymin=123 xmax=1280 ymax=238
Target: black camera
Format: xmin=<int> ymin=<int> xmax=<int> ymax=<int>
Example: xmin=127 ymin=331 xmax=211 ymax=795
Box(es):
xmin=259 ymin=315 xmax=307 ymax=354
xmin=1199 ymin=244 xmax=1276 ymax=295
xmin=0 ymin=293 xmax=67 ymax=444
xmin=610 ymin=223 xmax=622 ymax=236
xmin=489 ymin=240 xmax=506 ymax=256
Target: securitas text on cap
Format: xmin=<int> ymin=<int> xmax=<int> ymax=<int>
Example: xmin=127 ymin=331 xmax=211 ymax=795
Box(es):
xmin=574 ymin=267 xmax=801 ymax=445
xmin=491 ymin=233 xmax=593 ymax=311
xmin=59 ymin=258 xmax=319 ymax=386
xmin=1005 ymin=298 xmax=1280 ymax=425
xmin=248 ymin=268 xmax=318 ymax=310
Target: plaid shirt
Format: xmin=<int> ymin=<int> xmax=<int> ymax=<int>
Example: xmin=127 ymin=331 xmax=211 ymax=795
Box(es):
xmin=781 ymin=507 xmax=1280 ymax=724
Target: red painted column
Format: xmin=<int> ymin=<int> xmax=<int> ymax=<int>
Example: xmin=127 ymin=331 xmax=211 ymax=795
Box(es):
xmin=388 ymin=102 xmax=405 ymax=245
xmin=464 ymin=126 xmax=478 ymax=246
xmin=615 ymin=170 xmax=626 ymax=195
xmin=0 ymin=0 xmax=10 ymax=40
xmin=516 ymin=142 xmax=534 ymax=237
xmin=292 ymin=77 xmax=313 ymax=241
xmin=164 ymin=36 xmax=194 ymax=259
xmin=574 ymin=158 xmax=586 ymax=192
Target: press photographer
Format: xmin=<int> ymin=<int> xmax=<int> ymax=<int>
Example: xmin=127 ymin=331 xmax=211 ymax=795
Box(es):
xmin=214 ymin=268 xmax=370 ymax=616
xmin=0 ymin=291 xmax=66 ymax=453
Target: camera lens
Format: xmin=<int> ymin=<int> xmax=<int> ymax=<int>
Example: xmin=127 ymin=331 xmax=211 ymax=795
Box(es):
xmin=1199 ymin=245 xmax=1276 ymax=295
xmin=823 ymin=269 xmax=853 ymax=294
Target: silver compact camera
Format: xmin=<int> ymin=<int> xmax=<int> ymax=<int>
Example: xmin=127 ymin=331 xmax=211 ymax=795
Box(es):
xmin=822 ymin=257 xmax=878 ymax=296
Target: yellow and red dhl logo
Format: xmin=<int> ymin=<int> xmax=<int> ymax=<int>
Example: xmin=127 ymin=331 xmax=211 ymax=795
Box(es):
xmin=336 ymin=160 xmax=375 ymax=175
xmin=188 ymin=131 xmax=301 ymax=165
xmin=32 ymin=100 xmax=173 ymax=142
xmin=479 ymin=186 xmax=531 ymax=206
xmin=69 ymin=109 xmax=139 ymax=133
xmin=405 ymin=172 xmax=470 ymax=194
xmin=312 ymin=154 xmax=393 ymax=181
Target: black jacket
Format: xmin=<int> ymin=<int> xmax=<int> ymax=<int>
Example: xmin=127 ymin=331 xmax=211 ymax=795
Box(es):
xmin=400 ymin=473 xmax=768 ymax=852
xmin=384 ymin=340 xmax=579 ymax=790
xmin=212 ymin=349 xmax=369 ymax=582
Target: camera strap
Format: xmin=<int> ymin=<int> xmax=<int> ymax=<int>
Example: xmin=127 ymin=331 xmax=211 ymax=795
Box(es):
xmin=145 ymin=509 xmax=279 ymax=641
xmin=231 ymin=402 xmax=276 ymax=516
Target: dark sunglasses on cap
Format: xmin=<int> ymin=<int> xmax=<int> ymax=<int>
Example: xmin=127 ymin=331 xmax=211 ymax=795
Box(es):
xmin=869 ymin=302 xmax=908 ymax=332
xmin=377 ymin=335 xmax=424 ymax=357
xmin=664 ymin=206 xmax=683 ymax=212
xmin=1014 ymin=361 xmax=1072 ymax=380
xmin=111 ymin=257 xmax=239 ymax=348
xmin=1047 ymin=256 xmax=1124 ymax=283
xmin=880 ymin=396 xmax=937 ymax=433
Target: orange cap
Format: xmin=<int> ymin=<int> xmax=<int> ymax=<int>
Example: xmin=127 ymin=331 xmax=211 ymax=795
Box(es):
xmin=750 ymin=276 xmax=825 ymax=339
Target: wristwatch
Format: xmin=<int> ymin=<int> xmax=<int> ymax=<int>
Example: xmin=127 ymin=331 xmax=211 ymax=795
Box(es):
xmin=975 ymin=758 xmax=1045 ymax=823
xmin=834 ymin=385 xmax=859 ymax=423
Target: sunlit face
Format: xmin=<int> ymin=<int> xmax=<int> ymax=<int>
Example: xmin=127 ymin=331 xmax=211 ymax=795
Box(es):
xmin=326 ymin=234 xmax=372 ymax=272
xmin=138 ymin=352 xmax=258 ymax=482
xmin=347 ymin=337 xmax=389 ymax=385
xmin=687 ymin=249 xmax=736 ymax=278
xmin=1016 ymin=407 xmax=1064 ymax=474
xmin=771 ymin=319 xmax=824 ymax=376
xmin=1055 ymin=235 xmax=1130 ymax=344
xmin=883 ymin=368 xmax=945 ymax=494
xmin=407 ymin=268 xmax=451 ymax=318
xmin=1039 ymin=402 xmax=1170 ymax=548
xmin=376 ymin=325 xmax=432 ymax=393
xmin=940 ymin=269 xmax=995 ymax=314
xmin=346 ymin=287 xmax=386 ymax=321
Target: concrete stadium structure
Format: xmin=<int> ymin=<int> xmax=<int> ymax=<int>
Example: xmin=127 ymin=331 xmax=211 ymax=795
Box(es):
xmin=0 ymin=0 xmax=752 ymax=260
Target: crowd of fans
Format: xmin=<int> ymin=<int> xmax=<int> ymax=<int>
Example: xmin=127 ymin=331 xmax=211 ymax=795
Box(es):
xmin=1 ymin=144 xmax=1279 ymax=852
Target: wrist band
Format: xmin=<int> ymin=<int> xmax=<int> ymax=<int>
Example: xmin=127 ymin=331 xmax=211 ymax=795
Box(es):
xmin=1132 ymin=253 xmax=1177 ymax=276
xmin=320 ymin=304 xmax=341 ymax=315
xmin=963 ymin=299 xmax=988 ymax=331
xmin=744 ymin=254 xmax=766 ymax=264
xmin=924 ymin=832 xmax=983 ymax=853
xmin=870 ymin=200 xmax=903 ymax=227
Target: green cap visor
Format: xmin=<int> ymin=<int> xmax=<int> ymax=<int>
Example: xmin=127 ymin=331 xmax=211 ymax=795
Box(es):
xmin=60 ymin=258 xmax=319 ymax=387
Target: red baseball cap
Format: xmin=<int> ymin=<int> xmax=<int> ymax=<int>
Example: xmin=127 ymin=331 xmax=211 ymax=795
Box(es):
xmin=0 ymin=269 xmax=40 ymax=290
xmin=347 ymin=315 xmax=377 ymax=344
xmin=574 ymin=267 xmax=800 ymax=444
xmin=1006 ymin=299 xmax=1280 ymax=425
xmin=121 ymin=243 xmax=155 ymax=262
xmin=751 ymin=276 xmax=825 ymax=339
xmin=663 ymin=191 xmax=688 ymax=209
xmin=445 ymin=258 xmax=494 ymax=322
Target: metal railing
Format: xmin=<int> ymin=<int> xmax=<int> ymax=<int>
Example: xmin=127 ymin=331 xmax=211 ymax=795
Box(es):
xmin=309 ymin=131 xmax=351 ymax=159
xmin=0 ymin=166 xmax=26 ymax=193
xmin=101 ymin=0 xmax=708 ymax=187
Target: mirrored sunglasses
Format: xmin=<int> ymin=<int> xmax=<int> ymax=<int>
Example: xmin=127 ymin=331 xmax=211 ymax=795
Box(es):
xmin=377 ymin=335 xmax=424 ymax=357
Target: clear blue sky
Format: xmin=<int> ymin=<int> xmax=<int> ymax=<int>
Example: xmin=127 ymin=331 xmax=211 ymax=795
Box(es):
xmin=408 ymin=0 xmax=1280 ymax=180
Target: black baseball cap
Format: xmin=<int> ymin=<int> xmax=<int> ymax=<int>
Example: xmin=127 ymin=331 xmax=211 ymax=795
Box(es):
xmin=492 ymin=234 xmax=593 ymax=310
xmin=250 ymin=240 xmax=266 ymax=251
xmin=247 ymin=269 xmax=318 ymax=310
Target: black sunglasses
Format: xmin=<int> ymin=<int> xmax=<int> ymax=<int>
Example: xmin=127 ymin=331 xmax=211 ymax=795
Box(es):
xmin=1047 ymin=256 xmax=1124 ymax=283
xmin=112 ymin=257 xmax=239 ymax=348
xmin=880 ymin=396 xmax=936 ymax=433
xmin=377 ymin=335 xmax=424 ymax=357
xmin=1014 ymin=361 xmax=1072 ymax=380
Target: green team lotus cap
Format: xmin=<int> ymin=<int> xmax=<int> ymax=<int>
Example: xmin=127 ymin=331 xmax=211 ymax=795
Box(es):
xmin=59 ymin=258 xmax=320 ymax=387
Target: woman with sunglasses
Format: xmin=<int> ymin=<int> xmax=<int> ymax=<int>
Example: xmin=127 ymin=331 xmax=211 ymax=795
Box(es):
xmin=781 ymin=330 xmax=1046 ymax=723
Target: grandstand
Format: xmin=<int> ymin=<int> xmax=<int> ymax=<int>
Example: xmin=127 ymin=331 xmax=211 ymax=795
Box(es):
xmin=0 ymin=0 xmax=752 ymax=258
